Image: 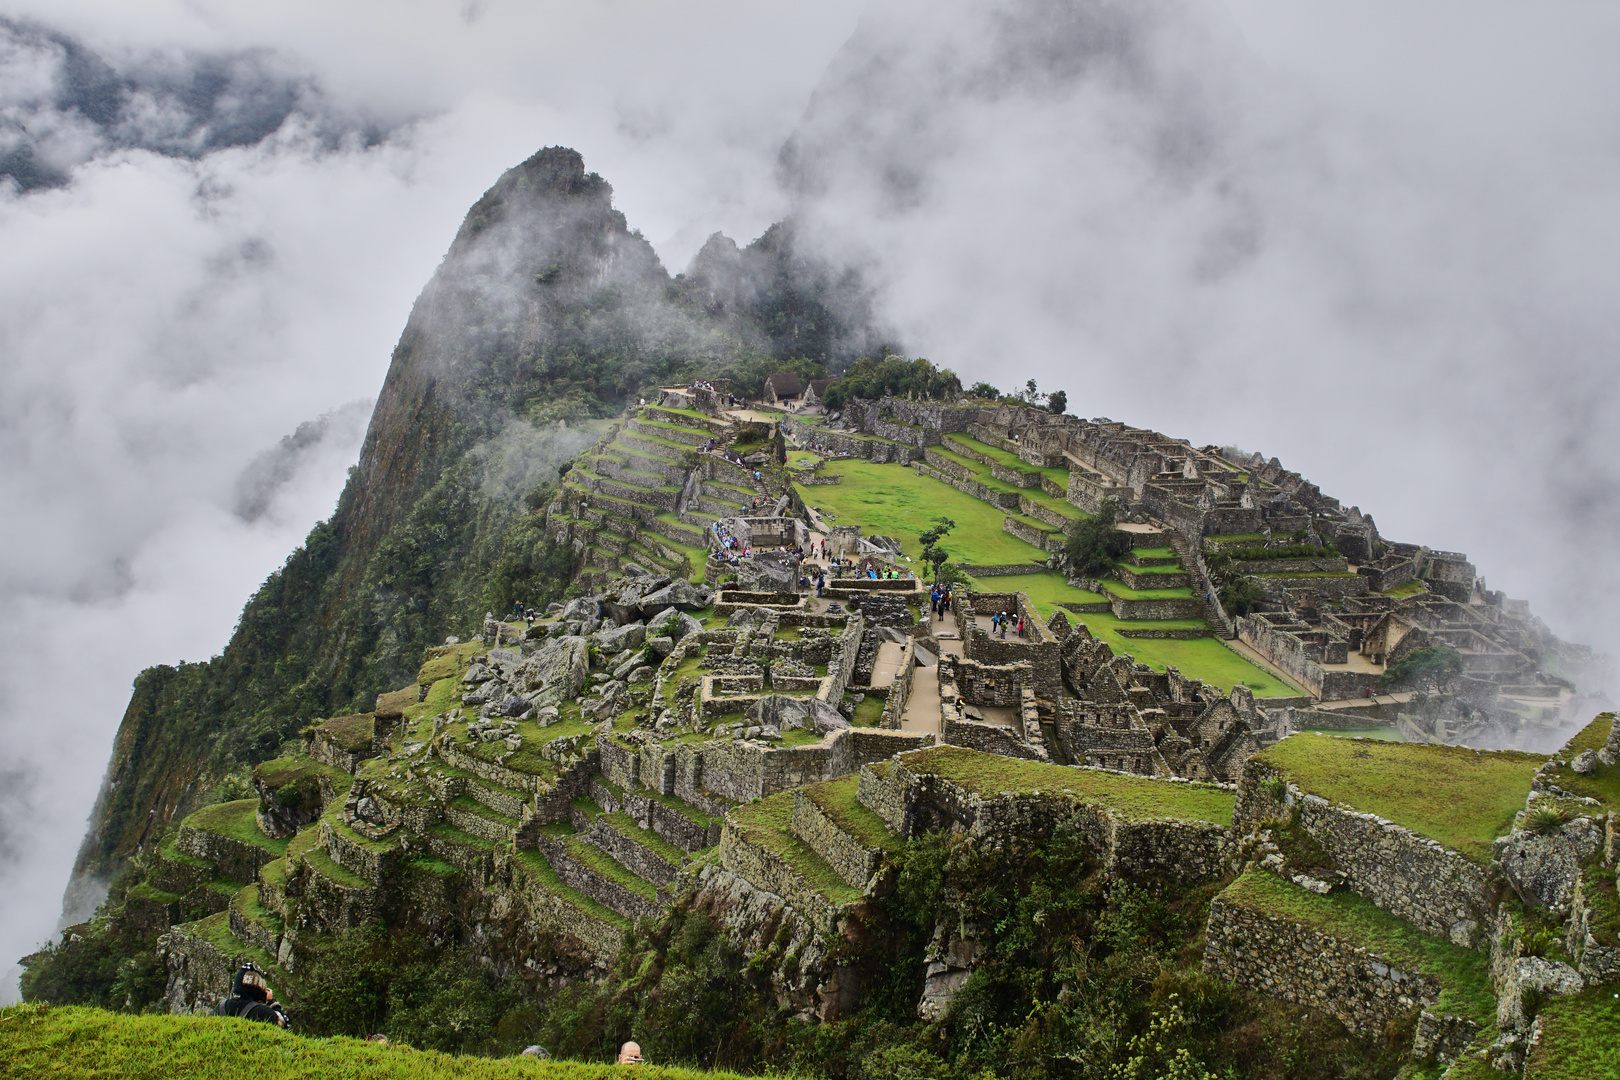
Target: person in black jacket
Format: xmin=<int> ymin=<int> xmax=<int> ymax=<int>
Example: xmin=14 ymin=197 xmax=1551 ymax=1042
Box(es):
xmin=214 ymin=963 xmax=289 ymax=1028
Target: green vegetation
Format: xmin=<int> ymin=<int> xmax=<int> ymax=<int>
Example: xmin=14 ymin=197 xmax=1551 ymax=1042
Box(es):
xmin=1383 ymin=580 xmax=1427 ymax=599
xmin=851 ymin=694 xmax=885 ymax=726
xmin=1219 ymin=574 xmax=1267 ymax=617
xmin=804 ymin=777 xmax=900 ymax=853
xmin=316 ymin=713 xmax=377 ymax=754
xmin=1098 ymin=578 xmax=1195 ymax=601
xmin=796 ymin=461 xmax=1043 ymax=565
xmin=728 ymin=792 xmax=861 ymax=905
xmin=1219 ymin=870 xmax=1494 ymax=1022
xmin=1256 ymin=735 xmax=1545 ymax=863
xmin=904 ymin=745 xmax=1234 ymax=826
xmin=820 ymin=356 xmax=961 ymax=409
xmin=1546 ymin=713 xmax=1620 ymax=812
xmin=1060 ymin=607 xmax=1302 ymax=697
xmin=1379 ymin=645 xmax=1464 ymax=692
xmin=1307 ymin=726 xmax=1405 ymax=742
xmin=1523 ymin=987 xmax=1620 ymax=1078
xmin=1064 ymin=512 xmax=1133 ymax=578
xmin=182 ymin=800 xmax=289 ymax=857
xmin=965 ymin=572 xmax=1107 ymax=615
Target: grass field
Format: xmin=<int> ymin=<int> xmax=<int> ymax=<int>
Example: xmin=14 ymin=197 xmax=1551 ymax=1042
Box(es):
xmin=901 ymin=745 xmax=1234 ymax=826
xmin=1524 ymin=986 xmax=1620 ymax=1078
xmin=964 ymin=572 xmax=1107 ymax=613
xmin=1307 ymin=726 xmax=1405 ymax=742
xmin=1547 ymin=713 xmax=1620 ymax=812
xmin=796 ymin=461 xmax=1045 ymax=565
xmin=1219 ymin=870 xmax=1494 ymax=1023
xmin=182 ymin=800 xmax=289 ymax=857
xmin=1 ymin=1004 xmax=743 ymax=1079
xmin=1256 ymin=735 xmax=1546 ymax=863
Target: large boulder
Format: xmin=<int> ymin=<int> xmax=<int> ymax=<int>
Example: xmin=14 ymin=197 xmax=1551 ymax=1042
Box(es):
xmin=515 ymin=636 xmax=590 ymax=709
xmin=1496 ymin=816 xmax=1603 ymax=916
xmin=638 ymin=579 xmax=713 ymax=614
xmin=647 ymin=606 xmax=702 ymax=641
xmin=593 ymin=621 xmax=646 ymax=654
xmin=1496 ymin=956 xmax=1584 ymax=1032
xmin=560 ymin=596 xmax=600 ymax=622
xmin=744 ymin=695 xmax=848 ymax=734
xmin=737 ymin=550 xmax=798 ymax=594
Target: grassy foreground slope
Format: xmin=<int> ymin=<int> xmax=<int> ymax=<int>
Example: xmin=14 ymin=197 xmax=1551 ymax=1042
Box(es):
xmin=0 ymin=1005 xmax=746 ymax=1080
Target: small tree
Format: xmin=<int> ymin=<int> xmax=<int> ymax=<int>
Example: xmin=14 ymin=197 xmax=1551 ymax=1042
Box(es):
xmin=968 ymin=381 xmax=1000 ymax=399
xmin=1047 ymin=389 xmax=1067 ymax=415
xmin=1380 ymin=645 xmax=1464 ymax=692
xmin=918 ymin=517 xmax=957 ymax=584
xmin=1063 ymin=500 xmax=1132 ymax=578
xmin=1219 ymin=575 xmax=1266 ymax=616
xmin=1023 ymin=378 xmax=1041 ymax=404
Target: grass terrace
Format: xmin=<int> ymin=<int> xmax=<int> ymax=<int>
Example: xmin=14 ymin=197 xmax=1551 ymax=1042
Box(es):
xmin=966 ymin=572 xmax=1107 ymax=615
xmin=728 ymin=792 xmax=861 ymax=905
xmin=900 ymin=745 xmax=1234 ymax=826
xmin=315 ymin=713 xmax=376 ymax=754
xmin=182 ymin=800 xmax=289 ymax=858
xmin=2 ymin=1004 xmax=758 ymax=1079
xmin=798 ymin=460 xmax=1045 ymax=565
xmin=1098 ymin=578 xmax=1196 ymax=601
xmin=1546 ymin=713 xmax=1620 ymax=812
xmin=414 ymin=640 xmax=484 ymax=686
xmin=1219 ymin=870 xmax=1495 ymax=1024
xmin=1383 ymin=580 xmax=1428 ymax=599
xmin=1524 ymin=986 xmax=1620 ymax=1078
xmin=803 ymin=776 xmax=901 ymax=853
xmin=926 ymin=442 xmax=1084 ymax=524
xmin=1254 ymin=734 xmax=1546 ymax=863
xmin=944 ymin=433 xmax=1071 ymax=489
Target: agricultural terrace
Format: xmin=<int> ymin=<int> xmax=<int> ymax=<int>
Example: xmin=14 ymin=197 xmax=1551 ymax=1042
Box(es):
xmin=1218 ymin=870 xmax=1495 ymax=1024
xmin=1254 ymin=735 xmax=1546 ymax=864
xmin=1546 ymin=713 xmax=1620 ymax=813
xmin=1522 ymin=986 xmax=1620 ymax=1079
xmin=900 ymin=745 xmax=1235 ymax=826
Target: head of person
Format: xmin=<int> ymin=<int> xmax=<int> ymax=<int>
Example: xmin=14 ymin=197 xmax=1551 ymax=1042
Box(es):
xmin=233 ymin=964 xmax=272 ymax=1003
xmin=618 ymin=1041 xmax=644 ymax=1065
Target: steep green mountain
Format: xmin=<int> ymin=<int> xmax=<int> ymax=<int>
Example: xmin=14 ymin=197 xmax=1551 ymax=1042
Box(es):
xmin=68 ymin=146 xmax=867 ymax=897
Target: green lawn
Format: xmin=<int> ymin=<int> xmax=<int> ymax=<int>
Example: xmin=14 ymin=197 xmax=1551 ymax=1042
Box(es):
xmin=4 ymin=998 xmax=764 ymax=1077
xmin=1525 ymin=987 xmax=1620 ymax=1079
xmin=1547 ymin=713 xmax=1620 ymax=812
xmin=1307 ymin=726 xmax=1406 ymax=742
xmin=1256 ymin=735 xmax=1546 ymax=863
xmin=1382 ymin=580 xmax=1427 ymax=599
xmin=796 ymin=461 xmax=1045 ymax=565
xmin=965 ymin=572 xmax=1108 ymax=615
xmin=182 ymin=800 xmax=289 ymax=857
xmin=901 ymin=745 xmax=1234 ymax=826
xmin=944 ymin=434 xmax=1071 ymax=489
xmin=927 ymin=444 xmax=1084 ymax=524
xmin=1219 ymin=870 xmax=1494 ymax=1023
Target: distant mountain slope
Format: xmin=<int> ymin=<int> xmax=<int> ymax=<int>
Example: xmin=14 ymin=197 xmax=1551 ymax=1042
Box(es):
xmin=68 ymin=146 xmax=878 ymax=903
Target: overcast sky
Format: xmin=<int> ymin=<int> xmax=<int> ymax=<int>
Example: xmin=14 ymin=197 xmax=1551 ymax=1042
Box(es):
xmin=2 ymin=0 xmax=1617 ymax=1000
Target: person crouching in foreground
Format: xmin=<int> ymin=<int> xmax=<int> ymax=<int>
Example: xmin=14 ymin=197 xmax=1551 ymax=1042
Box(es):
xmin=215 ymin=963 xmax=290 ymax=1028
xmin=618 ymin=1040 xmax=645 ymax=1064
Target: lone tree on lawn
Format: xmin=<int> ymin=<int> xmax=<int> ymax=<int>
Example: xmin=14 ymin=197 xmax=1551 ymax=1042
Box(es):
xmin=918 ymin=517 xmax=957 ymax=584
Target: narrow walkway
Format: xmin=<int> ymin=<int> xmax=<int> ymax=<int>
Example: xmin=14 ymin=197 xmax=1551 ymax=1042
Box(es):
xmin=931 ymin=608 xmax=963 ymax=657
xmin=870 ymin=641 xmax=907 ymax=689
xmin=901 ymin=663 xmax=943 ymax=735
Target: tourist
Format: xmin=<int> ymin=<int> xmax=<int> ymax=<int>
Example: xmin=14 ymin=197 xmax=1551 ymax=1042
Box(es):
xmin=214 ymin=963 xmax=290 ymax=1028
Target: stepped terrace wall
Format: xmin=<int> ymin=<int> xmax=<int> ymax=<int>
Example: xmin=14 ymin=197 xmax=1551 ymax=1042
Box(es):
xmin=1235 ymin=740 xmax=1548 ymax=948
xmin=959 ymin=592 xmax=1062 ymax=701
xmin=1203 ymin=871 xmax=1484 ymax=1062
xmin=888 ymin=746 xmax=1233 ymax=884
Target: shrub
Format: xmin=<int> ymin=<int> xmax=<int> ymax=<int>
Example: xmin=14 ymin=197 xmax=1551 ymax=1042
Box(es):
xmin=1523 ymin=804 xmax=1572 ymax=835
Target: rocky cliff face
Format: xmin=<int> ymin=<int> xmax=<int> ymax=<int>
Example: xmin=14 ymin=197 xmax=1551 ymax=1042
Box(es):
xmin=68 ymin=146 xmax=878 ymax=904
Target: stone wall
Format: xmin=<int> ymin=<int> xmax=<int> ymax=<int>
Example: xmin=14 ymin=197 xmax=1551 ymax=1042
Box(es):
xmin=1002 ymin=515 xmax=1062 ymax=552
xmin=914 ymin=462 xmax=1021 ymax=510
xmin=1235 ymin=760 xmax=1490 ymax=948
xmin=1108 ymin=594 xmax=1204 ymax=620
xmin=158 ymin=918 xmax=253 ymax=1014
xmin=940 ymin=655 xmax=1028 ymax=707
xmin=1202 ymin=886 xmax=1475 ymax=1056
xmin=533 ymin=834 xmax=661 ymax=921
xmin=959 ymin=592 xmax=1063 ymax=701
xmin=176 ymin=824 xmax=276 ymax=887
xmin=792 ymin=789 xmax=881 ymax=890
xmin=718 ymin=817 xmax=843 ymax=936
xmin=507 ymin=851 xmax=626 ymax=966
xmin=942 ymin=715 xmax=1045 ymax=761
xmin=890 ymin=758 xmax=1230 ymax=884
xmin=586 ymin=816 xmax=680 ymax=887
xmin=858 ymin=762 xmax=907 ymax=833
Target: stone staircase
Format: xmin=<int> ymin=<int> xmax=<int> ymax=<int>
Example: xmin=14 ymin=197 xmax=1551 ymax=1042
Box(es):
xmin=1170 ymin=533 xmax=1236 ymax=638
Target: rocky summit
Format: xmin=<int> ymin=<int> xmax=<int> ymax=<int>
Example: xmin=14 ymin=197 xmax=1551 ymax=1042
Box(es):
xmin=21 ymin=147 xmax=1620 ymax=1080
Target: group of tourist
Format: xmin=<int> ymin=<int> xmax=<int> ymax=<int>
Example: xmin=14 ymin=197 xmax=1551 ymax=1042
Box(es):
xmin=929 ymin=585 xmax=955 ymax=620
xmin=991 ymin=609 xmax=1027 ymax=638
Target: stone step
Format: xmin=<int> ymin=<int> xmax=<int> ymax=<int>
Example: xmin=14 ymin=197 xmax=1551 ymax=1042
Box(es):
xmin=443 ymin=795 xmax=519 ymax=846
xmin=536 ymin=830 xmax=663 ymax=922
xmin=594 ymin=778 xmax=723 ymax=854
xmin=464 ymin=776 xmax=532 ymax=821
xmin=626 ymin=417 xmax=709 ymax=445
xmin=585 ymin=812 xmax=686 ymax=887
xmin=791 ymin=781 xmax=897 ymax=891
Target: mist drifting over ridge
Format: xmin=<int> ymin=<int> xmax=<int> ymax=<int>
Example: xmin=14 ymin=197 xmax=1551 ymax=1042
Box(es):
xmin=0 ymin=0 xmax=1617 ymax=1005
